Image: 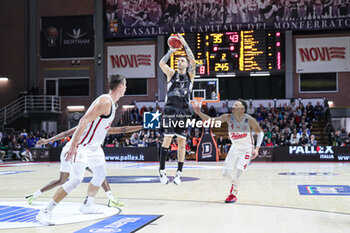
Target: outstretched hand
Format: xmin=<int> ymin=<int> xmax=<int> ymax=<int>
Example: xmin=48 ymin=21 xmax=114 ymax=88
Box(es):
xmin=192 ymin=101 xmax=201 ymax=114
xmin=37 ymin=139 xmax=48 ymax=146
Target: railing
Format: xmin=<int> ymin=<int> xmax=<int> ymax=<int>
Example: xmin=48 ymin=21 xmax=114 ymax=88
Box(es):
xmin=0 ymin=95 xmax=61 ymax=125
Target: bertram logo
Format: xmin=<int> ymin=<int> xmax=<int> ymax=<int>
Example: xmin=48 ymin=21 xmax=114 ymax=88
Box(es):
xmin=298 ymin=47 xmax=346 ymax=62
xmin=64 ymin=28 xmax=90 ymax=45
xmin=289 ymin=146 xmax=334 ymax=159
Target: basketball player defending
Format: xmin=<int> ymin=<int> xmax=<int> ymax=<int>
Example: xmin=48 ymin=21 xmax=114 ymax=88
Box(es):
xmin=36 ymin=74 xmax=126 ymax=225
xmin=193 ymin=99 xmax=264 ymax=203
xmin=158 ymin=34 xmax=196 ymax=185
xmin=26 ymin=124 xmax=142 ymax=207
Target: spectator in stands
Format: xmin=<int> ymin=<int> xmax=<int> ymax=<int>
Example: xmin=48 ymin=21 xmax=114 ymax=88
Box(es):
xmin=324 ymin=120 xmax=335 ymax=146
xmin=20 ymin=129 xmax=28 ymax=138
xmin=247 ymin=102 xmax=255 ymax=117
xmin=309 ymin=135 xmax=317 ymax=146
xmin=140 ymin=105 xmax=147 ymax=117
xmin=299 ymin=133 xmax=309 ymax=146
xmin=339 ymin=128 xmax=348 ymax=145
xmin=123 ymin=138 xmax=131 ymax=147
xmin=256 ymin=113 xmax=264 ymax=123
xmin=271 ymin=133 xmax=279 ymax=145
xmin=290 ymin=129 xmax=300 ymax=146
xmin=306 ymin=102 xmax=314 ymax=122
xmin=314 ymin=101 xmax=324 ymax=121
xmin=21 ymin=148 xmax=33 ymax=162
xmin=298 ymin=125 xmax=310 ymax=138
xmin=208 ymin=106 xmax=217 ymax=117
xmin=113 ymin=138 xmax=119 ymax=147
xmin=290 ymin=101 xmax=297 ymax=111
xmin=218 ymin=102 xmax=229 ymax=115
xmin=168 ymin=139 xmax=178 ymax=161
xmin=191 ymin=129 xmax=201 ymax=151
xmin=8 ymin=138 xmax=21 ymax=160
xmin=217 ymin=136 xmax=226 ymax=154
xmin=265 ymin=138 xmax=274 ymax=147
xmin=130 ymin=133 xmax=140 ymax=146
xmin=277 ymin=134 xmax=288 ymax=146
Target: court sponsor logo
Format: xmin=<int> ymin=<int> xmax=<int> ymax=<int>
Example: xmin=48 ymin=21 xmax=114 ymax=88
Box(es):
xmin=74 ymin=214 xmax=161 ymax=233
xmin=298 ymin=185 xmax=350 ymax=195
xmin=83 ymin=176 xmax=199 ymax=184
xmin=278 ymin=172 xmax=338 ymax=176
xmin=0 ymin=202 xmax=120 ymax=230
xmin=289 ymin=146 xmax=334 ymax=160
xmin=337 ymin=155 xmax=350 ymax=161
xmin=105 ymin=154 xmax=145 ymax=162
xmin=0 ymin=170 xmax=33 ymax=175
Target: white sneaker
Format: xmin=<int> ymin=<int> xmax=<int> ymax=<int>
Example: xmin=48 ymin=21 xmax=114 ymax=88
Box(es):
xmin=158 ymin=169 xmax=169 ymax=185
xmin=79 ymin=204 xmax=103 ymax=214
xmin=173 ymin=171 xmax=182 ymax=186
xmin=36 ymin=209 xmax=54 ymax=226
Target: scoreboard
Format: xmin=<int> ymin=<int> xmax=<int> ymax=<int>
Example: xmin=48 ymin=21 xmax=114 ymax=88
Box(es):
xmin=169 ymin=30 xmax=282 ymax=76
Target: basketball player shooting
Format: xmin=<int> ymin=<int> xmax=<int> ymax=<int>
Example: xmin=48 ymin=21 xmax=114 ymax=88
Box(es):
xmin=158 ymin=33 xmax=196 ymax=185
xmin=193 ymin=99 xmax=264 ymax=203
xmin=36 ymin=74 xmax=127 ymax=226
xmin=26 ymin=124 xmax=142 ymax=208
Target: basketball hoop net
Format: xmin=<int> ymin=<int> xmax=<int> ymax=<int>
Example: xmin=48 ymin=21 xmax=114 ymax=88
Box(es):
xmin=192 ymin=97 xmax=205 ymax=107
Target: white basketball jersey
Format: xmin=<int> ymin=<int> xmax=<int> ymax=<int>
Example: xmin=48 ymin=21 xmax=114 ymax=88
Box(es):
xmin=77 ymin=94 xmax=116 ymax=148
xmin=228 ymin=113 xmax=254 ymax=149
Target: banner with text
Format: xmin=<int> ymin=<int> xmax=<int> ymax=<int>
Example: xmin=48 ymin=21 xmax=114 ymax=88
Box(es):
xmin=104 ymin=0 xmax=350 ymax=37
xmin=107 ymin=44 xmax=156 ymax=78
xmin=296 ymin=37 xmax=350 ymax=73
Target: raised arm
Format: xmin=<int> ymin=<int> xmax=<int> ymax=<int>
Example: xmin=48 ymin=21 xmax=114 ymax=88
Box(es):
xmin=177 ymin=33 xmax=196 ymax=80
xmin=37 ymin=127 xmax=77 ymax=146
xmin=159 ymin=49 xmax=176 ymax=82
xmin=192 ymin=102 xmax=230 ymax=123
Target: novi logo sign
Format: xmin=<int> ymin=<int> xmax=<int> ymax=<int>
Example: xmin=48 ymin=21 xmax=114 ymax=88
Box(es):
xmin=110 ymin=54 xmax=152 ymax=68
xmin=298 ymin=47 xmax=346 ymax=62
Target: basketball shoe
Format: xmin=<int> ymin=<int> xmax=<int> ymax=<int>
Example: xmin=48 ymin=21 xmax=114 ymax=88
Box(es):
xmin=108 ymin=198 xmax=124 ymax=207
xmin=25 ymin=194 xmax=35 ymax=205
xmin=158 ymin=169 xmax=169 ymax=184
xmin=36 ymin=209 xmax=54 ymax=226
xmin=225 ymin=184 xmax=237 ymax=203
xmin=173 ymin=170 xmax=182 ymax=185
xmin=80 ymin=204 xmax=103 ymax=214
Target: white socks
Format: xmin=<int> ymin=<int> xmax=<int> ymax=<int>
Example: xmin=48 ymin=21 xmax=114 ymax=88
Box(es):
xmin=46 ymin=199 xmax=57 ymax=212
xmin=84 ymin=196 xmax=94 ymax=206
xmin=33 ymin=190 xmax=42 ymax=199
xmin=106 ymin=191 xmax=114 ymax=200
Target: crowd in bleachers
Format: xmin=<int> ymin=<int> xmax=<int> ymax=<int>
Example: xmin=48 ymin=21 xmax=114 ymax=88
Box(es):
xmin=1 ymin=99 xmax=350 ymax=162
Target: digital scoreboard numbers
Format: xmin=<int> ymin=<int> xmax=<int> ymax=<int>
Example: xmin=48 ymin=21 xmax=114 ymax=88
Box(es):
xmin=168 ymin=31 xmax=282 ymax=76
xmin=208 ymin=32 xmax=239 ymax=74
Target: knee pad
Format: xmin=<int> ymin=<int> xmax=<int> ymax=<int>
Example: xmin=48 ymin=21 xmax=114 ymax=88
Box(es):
xmin=90 ymin=165 xmax=106 ymax=187
xmin=62 ymin=178 xmax=82 ymax=193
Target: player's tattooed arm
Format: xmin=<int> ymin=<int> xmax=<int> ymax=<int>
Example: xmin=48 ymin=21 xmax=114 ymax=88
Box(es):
xmin=178 ymin=33 xmax=196 ymax=79
xmin=159 ymin=49 xmax=176 ymax=79
xmin=36 ymin=126 xmax=77 ymax=146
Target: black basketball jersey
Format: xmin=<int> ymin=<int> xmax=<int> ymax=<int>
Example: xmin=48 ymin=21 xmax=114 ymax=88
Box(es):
xmin=165 ymin=71 xmax=193 ymax=108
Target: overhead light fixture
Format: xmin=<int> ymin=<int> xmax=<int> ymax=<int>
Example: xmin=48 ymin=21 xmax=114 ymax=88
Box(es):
xmin=250 ymin=72 xmax=270 ymax=77
xmin=216 ymin=73 xmax=236 ymax=77
xmin=0 ymin=77 xmax=9 ymax=81
xmin=122 ymin=105 xmax=135 ymax=109
xmin=67 ymin=105 xmax=85 ymax=111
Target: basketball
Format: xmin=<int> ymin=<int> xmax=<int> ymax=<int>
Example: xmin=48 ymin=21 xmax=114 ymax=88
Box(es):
xmin=168 ymin=35 xmax=182 ymax=49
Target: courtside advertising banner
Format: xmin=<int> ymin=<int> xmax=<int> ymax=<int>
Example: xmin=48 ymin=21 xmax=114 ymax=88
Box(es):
xmin=41 ymin=15 xmax=94 ymax=59
xmin=107 ymin=45 xmax=156 ymax=78
xmin=296 ymin=37 xmax=350 ymax=73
